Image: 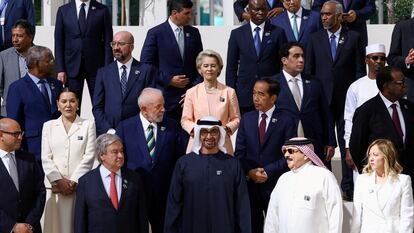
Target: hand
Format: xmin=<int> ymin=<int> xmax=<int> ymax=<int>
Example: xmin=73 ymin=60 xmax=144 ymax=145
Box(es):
xmin=345 ymin=148 xmax=356 ymax=169
xmin=12 ymin=223 xmax=33 ymax=233
xmin=224 ymin=126 xmax=232 ymax=136
xmin=267 ymin=7 xmax=284 ymax=19
xmin=242 ymin=12 xmax=251 ymax=21
xmin=179 ymin=93 xmax=186 ymax=108
xmin=248 ymin=168 xmax=268 ymax=183
xmin=55 ymin=178 xmax=73 ymax=195
xmin=57 ymin=72 xmax=67 ymax=84
xmin=170 ymin=75 xmax=189 ymax=89
xmin=324 ymin=145 xmax=335 ymax=161
xmin=405 ymin=48 xmax=414 ymax=65
xmin=343 ymin=10 xmax=357 ymax=23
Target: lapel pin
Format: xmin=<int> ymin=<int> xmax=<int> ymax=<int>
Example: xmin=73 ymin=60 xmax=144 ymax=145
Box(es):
xmin=122 ymin=184 xmax=127 ymax=189
xmin=271 ymin=118 xmax=277 ymax=123
xmin=219 ymin=97 xmax=225 ymax=102
xmin=160 ymin=126 xmax=166 ymax=131
xmin=50 ymin=83 xmax=55 ymax=90
xmin=186 ymin=33 xmax=190 ymax=37
xmin=304 ymin=195 xmax=311 ymax=201
xmin=339 ymin=37 xmax=345 ymax=44
xmin=135 ymin=70 xmax=140 ymax=75
xmin=91 ymin=6 xmax=96 ymax=10
xmin=265 ymin=32 xmax=271 ymax=37
xmin=303 ymin=16 xmax=308 ymax=20
xmin=216 ymin=170 xmax=222 ymax=176
xmin=305 ymin=80 xmax=311 ymax=84
xmin=369 ymin=189 xmax=374 ymax=193
xmin=123 ymin=179 xmax=128 ymax=184
xmin=404 ymin=104 xmax=408 ymax=110
xmin=77 ymin=136 xmax=83 ymax=140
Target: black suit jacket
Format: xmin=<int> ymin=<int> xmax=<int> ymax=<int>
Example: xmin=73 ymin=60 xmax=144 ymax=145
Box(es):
xmin=226 ymin=22 xmax=287 ymax=107
xmin=273 ymin=73 xmax=336 ymax=158
xmin=349 ymin=94 xmax=414 ymax=178
xmin=74 ymin=166 xmax=148 ymax=233
xmin=0 ymin=150 xmax=45 ymax=233
xmin=305 ymin=28 xmax=365 ymax=115
xmin=388 ymin=18 xmax=414 ymax=101
xmin=54 ymin=0 xmax=113 ymax=78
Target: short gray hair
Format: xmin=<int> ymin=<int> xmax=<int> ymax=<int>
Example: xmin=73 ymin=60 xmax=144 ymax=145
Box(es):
xmin=137 ymin=87 xmax=163 ymax=108
xmin=196 ymin=49 xmax=223 ymax=76
xmin=26 ymin=46 xmax=53 ymax=69
xmin=96 ymin=134 xmax=122 ymax=163
xmin=323 ymin=0 xmax=343 ymax=14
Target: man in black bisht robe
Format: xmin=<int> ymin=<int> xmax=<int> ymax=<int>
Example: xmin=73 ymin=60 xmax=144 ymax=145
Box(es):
xmin=164 ymin=116 xmax=251 ymax=233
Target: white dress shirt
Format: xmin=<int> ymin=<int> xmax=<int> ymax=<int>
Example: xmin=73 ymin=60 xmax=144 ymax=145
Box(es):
xmin=258 ymin=105 xmax=275 ymax=131
xmin=327 ymin=26 xmax=342 ymax=48
xmin=75 ymin=0 xmax=90 ymax=18
xmin=283 ymin=70 xmax=304 ymax=97
xmin=250 ymin=21 xmax=265 ymax=41
xmin=117 ymin=57 xmax=133 ymax=82
xmin=0 ymin=149 xmax=15 ymax=175
xmin=99 ymin=165 xmax=122 ymax=201
xmin=344 ymin=76 xmax=379 ymax=147
xmin=379 ymin=92 xmax=406 ymax=141
xmin=287 ymin=7 xmax=303 ymax=33
xmin=168 ymin=18 xmax=183 ymax=43
xmin=140 ymin=112 xmax=158 ymax=140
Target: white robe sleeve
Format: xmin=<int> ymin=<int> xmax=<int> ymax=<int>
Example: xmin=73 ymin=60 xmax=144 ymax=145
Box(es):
xmin=323 ymin=171 xmax=343 ymax=233
xmin=264 ymin=181 xmax=281 ymax=233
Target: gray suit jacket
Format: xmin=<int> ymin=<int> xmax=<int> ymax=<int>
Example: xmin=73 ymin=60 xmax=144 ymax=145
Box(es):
xmin=0 ymin=47 xmax=25 ymax=115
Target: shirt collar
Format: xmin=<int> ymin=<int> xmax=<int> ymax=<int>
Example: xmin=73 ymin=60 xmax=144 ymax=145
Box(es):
xmin=250 ymin=21 xmax=265 ymax=34
xmin=287 ymin=7 xmax=302 ymax=18
xmin=99 ymin=164 xmax=121 ymax=177
xmin=0 ymin=149 xmax=14 ymax=159
xmin=292 ymin=161 xmax=312 ymax=173
xmin=282 ymin=69 xmax=302 ymax=83
xmin=168 ymin=17 xmax=182 ymax=32
xmin=327 ymin=25 xmax=341 ymax=38
xmin=76 ymin=0 xmax=90 ymax=9
xmin=139 ymin=112 xmax=157 ymax=130
xmin=117 ymin=57 xmax=133 ymax=71
xmin=379 ymin=91 xmax=400 ymax=108
xmin=260 ymin=104 xmax=275 ymax=119
xmin=27 ymin=72 xmax=43 ymax=84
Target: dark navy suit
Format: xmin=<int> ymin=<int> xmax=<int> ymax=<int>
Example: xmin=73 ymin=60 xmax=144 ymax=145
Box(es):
xmin=312 ymin=0 xmax=375 ymax=47
xmin=0 ymin=150 xmax=45 ymax=233
xmin=272 ymin=73 xmax=336 ymax=167
xmin=6 ymin=75 xmax=62 ymax=160
xmin=54 ymin=0 xmax=113 ymax=101
xmin=235 ymin=108 xmax=295 ymax=233
xmin=116 ymin=115 xmax=183 ymax=233
xmin=140 ymin=21 xmax=203 ymax=122
xmin=305 ymin=28 xmax=365 ymax=194
xmin=226 ymin=22 xmax=287 ymax=110
xmin=0 ymin=0 xmax=34 ymax=51
xmin=271 ymin=8 xmax=321 ymax=50
xmin=74 ymin=166 xmax=148 ymax=233
xmin=233 ymin=0 xmax=283 ymax=22
xmin=92 ymin=59 xmax=156 ymax=135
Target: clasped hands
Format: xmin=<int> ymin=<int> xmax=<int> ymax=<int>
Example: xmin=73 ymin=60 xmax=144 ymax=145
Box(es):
xmin=52 ymin=177 xmax=77 ymax=195
xmin=248 ymin=168 xmax=268 ymax=183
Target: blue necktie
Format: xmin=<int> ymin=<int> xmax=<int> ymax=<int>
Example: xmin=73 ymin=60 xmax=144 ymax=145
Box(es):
xmin=293 ymin=14 xmax=299 ymax=41
xmin=120 ymin=65 xmax=127 ymax=97
xmin=267 ymin=0 xmax=274 ymax=7
xmin=38 ymin=79 xmax=50 ymax=107
xmin=254 ymin=27 xmax=261 ymax=57
xmin=330 ymin=34 xmax=336 ymax=59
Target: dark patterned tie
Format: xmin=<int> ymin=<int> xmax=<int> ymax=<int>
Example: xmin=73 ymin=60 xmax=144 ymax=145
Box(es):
xmin=146 ymin=125 xmax=155 ymax=158
xmin=79 ymin=3 xmax=86 ymax=35
xmin=38 ymin=79 xmax=50 ymax=107
xmin=391 ymin=104 xmax=404 ymax=139
xmin=120 ymin=65 xmax=127 ymax=97
xmin=259 ymin=113 xmax=267 ymax=145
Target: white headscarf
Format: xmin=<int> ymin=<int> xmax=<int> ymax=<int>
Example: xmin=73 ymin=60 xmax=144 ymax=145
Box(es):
xmin=191 ymin=116 xmax=227 ymax=154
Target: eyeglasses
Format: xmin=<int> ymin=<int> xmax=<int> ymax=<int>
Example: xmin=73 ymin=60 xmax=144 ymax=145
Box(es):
xmin=109 ymin=41 xmax=133 ymax=48
xmin=392 ymin=79 xmax=407 ymax=86
xmin=1 ymin=130 xmax=24 ymax=138
xmin=367 ymin=55 xmax=386 ymax=61
xmin=282 ymin=148 xmax=300 ymax=154
xmin=200 ymin=128 xmax=220 ymax=136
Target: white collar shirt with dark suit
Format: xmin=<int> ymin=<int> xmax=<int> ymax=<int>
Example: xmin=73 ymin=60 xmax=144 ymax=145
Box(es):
xmin=351 ymin=173 xmax=414 ymax=233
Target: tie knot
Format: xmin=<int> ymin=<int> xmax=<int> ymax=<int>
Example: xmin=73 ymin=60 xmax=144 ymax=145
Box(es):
xmin=148 ymin=124 xmax=153 ymax=130
xmin=261 ymin=113 xmax=267 ymax=120
xmin=391 ymin=103 xmax=397 ymax=110
xmin=291 ymin=77 xmax=298 ymax=82
xmin=292 ymin=14 xmax=297 ymax=19
xmin=121 ymin=65 xmax=126 ymax=70
xmin=255 ymin=27 xmax=261 ymax=32
xmin=81 ymin=2 xmax=86 ymax=7
xmin=330 ymin=34 xmax=336 ymax=39
xmin=110 ymin=172 xmax=116 ymax=179
xmin=38 ymin=79 xmax=47 ymax=84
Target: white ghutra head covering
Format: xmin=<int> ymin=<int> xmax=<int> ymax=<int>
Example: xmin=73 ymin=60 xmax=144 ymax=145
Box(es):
xmin=192 ymin=116 xmax=227 ymax=154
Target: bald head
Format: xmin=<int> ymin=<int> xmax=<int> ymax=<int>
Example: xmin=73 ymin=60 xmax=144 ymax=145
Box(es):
xmin=0 ymin=118 xmax=23 ymax=152
xmin=112 ymin=31 xmax=134 ymax=63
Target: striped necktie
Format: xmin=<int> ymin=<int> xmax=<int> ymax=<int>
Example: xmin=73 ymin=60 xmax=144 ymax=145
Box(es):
xmin=146 ymin=125 xmax=155 ymax=158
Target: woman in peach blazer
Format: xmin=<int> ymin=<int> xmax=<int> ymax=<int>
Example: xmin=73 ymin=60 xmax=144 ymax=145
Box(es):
xmin=181 ymin=49 xmax=240 ymax=155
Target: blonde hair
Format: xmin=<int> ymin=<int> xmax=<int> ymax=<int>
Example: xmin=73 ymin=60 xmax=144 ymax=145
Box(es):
xmin=362 ymin=139 xmax=403 ymax=179
xmin=195 ymin=49 xmax=223 ymax=77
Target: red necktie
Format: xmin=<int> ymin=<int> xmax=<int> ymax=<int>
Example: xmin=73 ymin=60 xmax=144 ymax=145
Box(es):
xmin=391 ymin=104 xmax=404 ymax=139
xmin=110 ymin=172 xmax=118 ymax=210
xmin=259 ymin=113 xmax=267 ymax=145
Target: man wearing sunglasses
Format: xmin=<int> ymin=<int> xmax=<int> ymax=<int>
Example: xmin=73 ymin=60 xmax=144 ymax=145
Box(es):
xmin=264 ymin=137 xmax=343 ymax=233
xmin=342 ymin=43 xmax=386 ymax=200
xmin=350 ymin=66 xmax=414 ymax=188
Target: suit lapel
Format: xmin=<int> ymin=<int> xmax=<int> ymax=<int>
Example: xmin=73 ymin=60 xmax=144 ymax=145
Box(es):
xmin=136 ymin=117 xmax=153 ymax=162
xmin=153 ymin=121 xmax=167 ymax=164
xmin=109 ymin=62 xmax=124 ymax=101
xmin=364 ymin=174 xmax=386 ymax=218
xmin=321 ymin=30 xmax=333 ymax=62
xmin=399 ymin=100 xmax=410 ymax=144
xmin=67 ymin=116 xmax=82 ymax=137
xmin=260 ymin=23 xmax=273 ymax=55
xmin=196 ymin=83 xmax=210 ymax=116
xmin=24 ymin=76 xmax=50 ymax=113
xmin=298 ymin=9 xmax=310 ymax=41
xmin=263 ymin=109 xmax=279 ymax=146
xmin=118 ymin=169 xmax=129 ymax=209
xmin=47 ymin=78 xmax=60 ymax=113
xmin=165 ymin=22 xmax=183 ymax=63
xmin=375 ymin=96 xmax=404 ymax=145
xmin=378 ymin=177 xmax=395 ymax=211
xmin=85 ymin=0 xmax=98 ymax=33
xmin=4 ymin=0 xmax=15 ymax=20
xmin=280 ymin=74 xmax=299 ymax=111
xmin=94 ymin=166 xmax=114 ymax=209
xmin=124 ymin=60 xmax=141 ymax=100
xmin=69 ymin=1 xmax=81 ymax=34
xmin=249 ymin=111 xmax=261 ymax=150
xmin=281 ymin=13 xmax=295 ymax=41
xmin=0 ymin=153 xmax=19 ymax=193
xmin=243 ymin=24 xmax=259 ymax=60
xmin=334 ymin=30 xmax=347 ymax=63
xmin=301 ymin=78 xmax=311 ymax=110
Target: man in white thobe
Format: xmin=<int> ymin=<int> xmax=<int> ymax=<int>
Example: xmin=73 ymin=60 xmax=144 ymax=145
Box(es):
xmin=264 ymin=137 xmax=343 ymax=233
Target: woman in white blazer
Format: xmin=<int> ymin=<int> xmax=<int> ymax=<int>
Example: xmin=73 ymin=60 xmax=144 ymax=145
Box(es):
xmin=351 ymin=139 xmax=414 ymax=233
xmin=42 ymin=88 xmax=96 ymax=233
